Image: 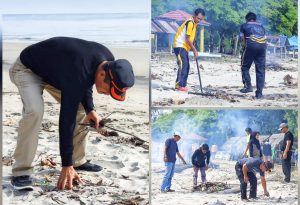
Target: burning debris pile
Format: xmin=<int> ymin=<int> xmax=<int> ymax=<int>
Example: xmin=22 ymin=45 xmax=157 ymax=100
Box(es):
xmin=266 ymin=62 xmax=285 ymax=71
xmin=192 ymin=182 xmax=230 ymax=193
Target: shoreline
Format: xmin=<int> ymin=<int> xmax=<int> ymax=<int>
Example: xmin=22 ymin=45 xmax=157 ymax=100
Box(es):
xmin=2 ymin=39 xmax=150 ymax=204
xmin=3 ymin=41 xmax=150 ymax=78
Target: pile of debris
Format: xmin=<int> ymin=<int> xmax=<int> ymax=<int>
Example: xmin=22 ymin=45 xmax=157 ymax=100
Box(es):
xmin=192 ymin=182 xmax=230 ymax=193
xmin=283 ymin=74 xmax=298 ymax=86
xmin=266 ymin=62 xmax=284 ymax=71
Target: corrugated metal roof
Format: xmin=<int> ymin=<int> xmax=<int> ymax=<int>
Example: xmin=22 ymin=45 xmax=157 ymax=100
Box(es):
xmin=184 ymin=133 xmax=207 ymax=141
xmin=157 ymin=10 xmax=211 ymax=26
xmin=288 ymin=36 xmax=298 ymax=49
xmin=151 ymin=21 xmax=163 ymax=33
xmin=260 ymin=134 xmax=284 ymax=147
xmin=267 ymin=35 xmax=288 ymax=47
xmin=168 ymin=21 xmax=180 ymax=32
xmin=152 ymin=19 xmax=178 ymax=34
xmin=158 ymin=9 xmax=191 ymax=21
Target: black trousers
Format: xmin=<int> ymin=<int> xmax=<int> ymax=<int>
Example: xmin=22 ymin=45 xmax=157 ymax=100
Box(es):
xmin=282 ymin=151 xmax=292 ymax=182
xmin=174 ymin=47 xmax=190 ymax=87
xmin=235 ymin=162 xmax=257 ymax=199
xmin=241 ymin=42 xmax=266 ymax=95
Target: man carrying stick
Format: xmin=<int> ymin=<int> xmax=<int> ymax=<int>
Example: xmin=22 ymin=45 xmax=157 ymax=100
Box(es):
xmin=173 ymin=8 xmax=205 ymax=92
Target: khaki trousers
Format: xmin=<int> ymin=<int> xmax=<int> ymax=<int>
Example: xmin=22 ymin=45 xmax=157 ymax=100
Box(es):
xmin=9 ymin=57 xmax=89 ymax=176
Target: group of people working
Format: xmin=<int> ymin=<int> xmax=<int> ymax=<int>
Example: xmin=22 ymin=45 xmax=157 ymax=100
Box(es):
xmin=173 ymin=8 xmax=267 ymax=99
xmin=161 ymin=122 xmax=295 ymax=202
xmin=160 ymin=132 xmax=210 ymax=192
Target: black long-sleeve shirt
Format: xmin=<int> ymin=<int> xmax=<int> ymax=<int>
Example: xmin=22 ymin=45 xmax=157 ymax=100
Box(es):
xmin=248 ymin=138 xmax=262 ymax=158
xmin=20 ymin=37 xmax=115 ymax=166
xmin=192 ymin=149 xmax=210 ymax=168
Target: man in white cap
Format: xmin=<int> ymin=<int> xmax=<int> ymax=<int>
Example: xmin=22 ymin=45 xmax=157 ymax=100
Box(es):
xmin=278 ymin=123 xmax=294 ymax=182
xmin=161 ymin=132 xmax=187 ymax=192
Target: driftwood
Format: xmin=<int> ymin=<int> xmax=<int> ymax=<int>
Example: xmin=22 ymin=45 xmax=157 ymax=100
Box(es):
xmin=2 ymin=156 xmax=13 ymax=166
xmin=41 ymin=158 xmax=56 ymax=167
xmin=283 ymin=74 xmax=298 ymax=86
xmin=79 ymin=121 xmax=149 ymax=150
xmin=111 ymin=196 xmax=145 ymax=205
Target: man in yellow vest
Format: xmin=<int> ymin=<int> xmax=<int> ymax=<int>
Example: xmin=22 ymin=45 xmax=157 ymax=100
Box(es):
xmin=173 ymin=8 xmax=205 ymax=92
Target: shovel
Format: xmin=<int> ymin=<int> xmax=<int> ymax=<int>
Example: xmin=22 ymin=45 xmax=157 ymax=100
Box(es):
xmin=188 ymin=57 xmax=214 ymax=96
xmin=196 ymin=58 xmax=203 ymax=93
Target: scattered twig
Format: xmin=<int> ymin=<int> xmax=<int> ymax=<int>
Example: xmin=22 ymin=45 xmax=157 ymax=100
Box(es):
xmin=41 ymin=158 xmax=56 ymax=167
xmin=111 ymin=196 xmax=145 ymax=205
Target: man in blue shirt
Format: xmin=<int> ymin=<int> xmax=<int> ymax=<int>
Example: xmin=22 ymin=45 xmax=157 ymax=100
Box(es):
xmin=235 ymin=158 xmax=273 ymax=201
xmin=192 ymin=144 xmax=210 ymax=186
xmin=161 ymin=132 xmax=187 ymax=192
xmin=239 ymin=12 xmax=267 ymax=99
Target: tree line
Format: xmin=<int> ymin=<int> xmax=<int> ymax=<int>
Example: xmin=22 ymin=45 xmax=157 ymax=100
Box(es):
xmin=152 ymin=0 xmax=298 ymax=54
xmin=152 ymin=109 xmax=298 ymax=146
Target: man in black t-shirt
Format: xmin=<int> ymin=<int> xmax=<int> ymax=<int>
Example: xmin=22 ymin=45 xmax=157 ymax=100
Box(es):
xmin=9 ymin=37 xmax=135 ymax=191
xmin=239 ymin=12 xmax=267 ymax=99
xmin=191 ymin=144 xmax=210 ymax=186
xmin=278 ymin=123 xmax=294 ymax=182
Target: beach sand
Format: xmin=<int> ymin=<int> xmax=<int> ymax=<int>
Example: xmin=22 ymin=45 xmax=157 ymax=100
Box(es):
xmin=151 ymin=54 xmax=298 ymax=107
xmin=2 ymin=42 xmax=150 ymax=205
xmin=151 ymin=160 xmax=298 ymax=205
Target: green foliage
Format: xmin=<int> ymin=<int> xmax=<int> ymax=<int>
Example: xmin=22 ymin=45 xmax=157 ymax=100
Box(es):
xmin=152 ymin=0 xmax=298 ymax=52
xmin=152 ymin=110 xmax=296 ymax=144
xmin=262 ymin=0 xmax=298 ymax=36
xmin=284 ymin=110 xmax=298 ymax=135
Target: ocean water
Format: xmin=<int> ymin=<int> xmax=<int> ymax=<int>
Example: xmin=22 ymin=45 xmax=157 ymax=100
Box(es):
xmin=2 ymin=13 xmax=149 ymax=48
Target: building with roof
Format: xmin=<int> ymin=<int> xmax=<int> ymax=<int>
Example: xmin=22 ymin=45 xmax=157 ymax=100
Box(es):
xmin=151 ymin=10 xmax=210 ymax=53
xmin=267 ymin=35 xmax=298 ymax=58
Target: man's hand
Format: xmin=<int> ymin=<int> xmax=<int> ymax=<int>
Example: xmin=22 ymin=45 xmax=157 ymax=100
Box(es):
xmin=193 ymin=48 xmax=198 ymax=58
xmin=164 ymin=156 xmax=168 ymax=162
xmin=244 ymin=176 xmax=249 ymax=183
xmin=86 ymin=110 xmax=101 ymax=129
xmin=264 ymin=190 xmax=270 ymax=197
xmin=182 ymin=159 xmax=187 ymax=165
xmin=283 ymin=152 xmax=287 ymax=159
xmin=205 ymin=165 xmax=209 ymax=171
xmin=57 ymin=166 xmax=83 ymax=190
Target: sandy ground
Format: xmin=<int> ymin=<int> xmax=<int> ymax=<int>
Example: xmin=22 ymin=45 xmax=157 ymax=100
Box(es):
xmin=151 ymin=54 xmax=298 ymax=107
xmin=151 ymin=160 xmax=298 ymax=205
xmin=2 ymin=42 xmax=150 ymax=205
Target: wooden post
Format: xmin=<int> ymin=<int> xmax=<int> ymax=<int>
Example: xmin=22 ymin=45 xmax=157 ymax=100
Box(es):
xmin=155 ymin=34 xmax=157 ymax=53
xmin=234 ymin=34 xmax=239 ymax=56
xmin=200 ymin=26 xmax=204 ymax=52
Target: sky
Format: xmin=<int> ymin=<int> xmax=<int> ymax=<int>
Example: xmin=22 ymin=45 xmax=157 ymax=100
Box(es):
xmin=0 ymin=0 xmax=150 ymax=14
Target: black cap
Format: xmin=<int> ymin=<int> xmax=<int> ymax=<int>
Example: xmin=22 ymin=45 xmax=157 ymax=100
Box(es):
xmin=245 ymin=128 xmax=252 ymax=133
xmin=265 ymin=161 xmax=274 ymax=171
xmin=106 ymin=59 xmax=135 ymax=101
xmin=202 ymin=144 xmax=209 ymax=150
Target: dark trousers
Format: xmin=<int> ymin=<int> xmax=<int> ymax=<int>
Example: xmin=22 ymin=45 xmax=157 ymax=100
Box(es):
xmin=241 ymin=42 xmax=266 ymax=95
xmin=282 ymin=151 xmax=292 ymax=182
xmin=174 ymin=47 xmax=190 ymax=87
xmin=235 ymin=163 xmax=257 ymax=199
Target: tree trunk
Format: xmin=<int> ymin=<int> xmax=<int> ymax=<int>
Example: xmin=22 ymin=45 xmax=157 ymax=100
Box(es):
xmin=234 ymin=34 xmax=239 ymax=56
xmin=209 ymin=29 xmax=214 ymax=53
xmin=219 ymin=33 xmax=225 ymax=53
